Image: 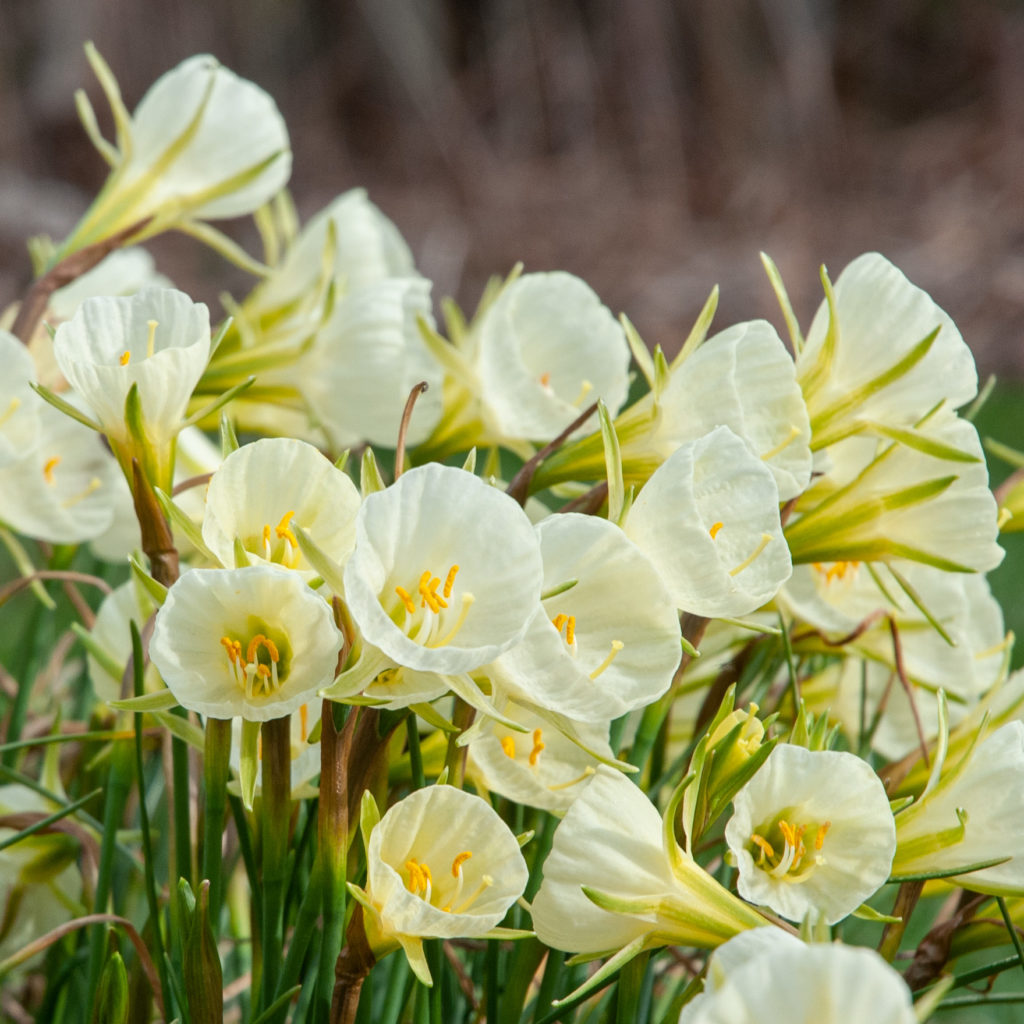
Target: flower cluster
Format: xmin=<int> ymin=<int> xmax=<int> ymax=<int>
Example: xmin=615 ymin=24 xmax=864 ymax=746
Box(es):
xmin=2 ymin=44 xmax=1022 ymax=1024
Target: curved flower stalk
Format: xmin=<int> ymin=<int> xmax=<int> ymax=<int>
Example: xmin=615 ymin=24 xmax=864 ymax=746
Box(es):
xmin=678 ymin=929 xmax=917 ymax=1024
xmin=351 ymin=784 xmax=529 ymax=985
xmin=148 ymin=564 xmax=343 ymax=721
xmin=623 ymin=426 xmax=792 ymax=618
xmin=531 ymin=316 xmax=812 ymax=501
xmin=58 ymin=46 xmax=291 ymax=262
xmin=202 ymin=437 xmax=360 ymax=577
xmin=486 ymin=513 xmax=683 ymax=723
xmin=52 ymin=287 xmax=212 ymax=493
xmin=324 ymin=464 xmax=543 ymax=711
xmin=793 ymin=251 xmax=978 ymax=451
xmin=784 ymin=563 xmax=1007 ymax=759
xmin=0 ymin=333 xmax=115 ymax=544
xmin=531 ymin=767 xmax=769 ymax=963
xmin=0 ymin=784 xmax=85 ymax=973
xmin=724 ymin=744 xmax=896 ymax=924
xmin=893 ymin=719 xmax=1024 ymax=894
xmin=784 ymin=410 xmax=1003 ymax=573
xmin=417 ymin=270 xmax=630 ymax=458
xmin=466 ymin=700 xmax=615 ymax=813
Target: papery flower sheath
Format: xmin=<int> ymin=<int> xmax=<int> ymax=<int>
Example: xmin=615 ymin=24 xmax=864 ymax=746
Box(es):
xmin=724 ymin=744 xmax=896 ymax=924
xmin=148 ymin=564 xmax=343 ymax=721
xmin=354 ymin=784 xmax=528 ymax=984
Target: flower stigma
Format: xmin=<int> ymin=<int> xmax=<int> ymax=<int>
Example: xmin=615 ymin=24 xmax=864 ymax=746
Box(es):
xmin=729 ymin=533 xmax=773 ymax=577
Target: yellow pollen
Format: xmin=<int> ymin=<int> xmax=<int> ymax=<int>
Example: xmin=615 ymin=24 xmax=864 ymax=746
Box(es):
xmin=709 ymin=521 xmax=724 ymax=539
xmin=299 ymin=704 xmax=308 ymax=743
xmin=451 ymin=851 xmax=472 ymax=876
xmin=395 ymin=586 xmax=415 ymax=615
xmin=729 ymin=533 xmax=772 ymax=577
xmin=500 ymin=736 xmax=516 ymax=759
xmin=539 ymin=372 xmax=551 ymax=388
xmin=589 ymin=640 xmax=624 ymax=680
xmin=146 ymin=319 xmax=158 ymax=358
xmin=443 ymin=565 xmax=460 ymax=599
xmin=565 ymin=615 xmax=575 ymax=645
xmin=815 ymin=821 xmax=831 ymax=851
xmin=246 ymin=634 xmax=280 ymax=664
xmin=551 ymin=613 xmax=568 ymax=633
xmin=750 ymin=833 xmax=775 ymax=859
xmin=119 ymin=350 xmax=131 ymax=366
xmin=220 ymin=636 xmax=241 ymax=663
xmin=418 ymin=569 xmax=445 ymax=612
xmin=529 ymin=729 xmax=545 ymax=767
xmin=43 ymin=455 xmax=61 ymax=484
xmin=262 ymin=523 xmax=272 ymax=547
xmin=815 ymin=561 xmax=859 ymax=583
xmin=275 ymin=509 xmax=298 ymax=546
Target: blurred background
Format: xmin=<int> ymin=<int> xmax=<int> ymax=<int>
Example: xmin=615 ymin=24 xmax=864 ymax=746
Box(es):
xmin=2 ymin=0 xmax=1024 ymax=371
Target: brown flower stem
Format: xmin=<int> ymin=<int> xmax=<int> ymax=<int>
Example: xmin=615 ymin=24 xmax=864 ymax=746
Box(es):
xmin=330 ymin=904 xmax=376 ymax=1024
xmin=879 ymin=879 xmax=925 ymax=962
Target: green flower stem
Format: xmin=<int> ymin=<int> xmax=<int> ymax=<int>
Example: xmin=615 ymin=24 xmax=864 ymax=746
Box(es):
xmin=0 ymin=598 xmax=44 ymax=768
xmin=879 ymin=879 xmax=924 ymax=963
xmin=86 ymin=728 xmax=136 ymax=1008
xmin=259 ymin=715 xmax=292 ymax=1013
xmin=443 ymin=698 xmax=476 ymax=787
xmin=201 ymin=717 xmax=232 ymax=936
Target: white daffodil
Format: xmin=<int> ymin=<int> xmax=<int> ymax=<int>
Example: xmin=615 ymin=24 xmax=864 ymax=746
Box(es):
xmin=354 ymin=784 xmax=528 ymax=985
xmin=679 ymin=931 xmax=916 ymax=1024
xmin=60 ymin=48 xmax=290 ymax=256
xmin=724 ymin=744 xmax=896 ymax=924
xmin=785 ymin=409 xmax=1003 ymax=573
xmin=300 ymin=277 xmax=443 ymax=450
xmin=531 ymin=317 xmax=811 ymax=502
xmin=52 ymin=287 xmax=211 ymax=490
xmin=486 ymin=512 xmax=682 ymax=723
xmin=202 ymin=437 xmax=360 ymax=576
xmin=783 ymin=562 xmax=1007 ymax=760
xmin=796 ymin=251 xmax=978 ymax=450
xmin=339 ymin=464 xmax=543 ymax=682
xmin=419 ymin=271 xmax=630 ymax=458
xmin=624 ymin=426 xmax=792 ymax=618
xmin=893 ymin=720 xmax=1024 ymax=894
xmin=148 ymin=565 xmax=343 ymax=721
xmin=466 ymin=700 xmax=614 ymax=813
xmin=0 ymin=330 xmax=42 ymax=467
xmin=531 ymin=766 xmax=767 ymax=957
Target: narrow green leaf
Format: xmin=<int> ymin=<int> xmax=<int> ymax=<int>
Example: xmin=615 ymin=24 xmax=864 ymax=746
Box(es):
xmin=29 ymin=383 xmax=103 ymax=432
xmin=109 ymin=689 xmax=179 ymax=712
xmin=760 ymin=252 xmax=803 ymax=355
xmin=670 ymin=285 xmax=719 ymax=371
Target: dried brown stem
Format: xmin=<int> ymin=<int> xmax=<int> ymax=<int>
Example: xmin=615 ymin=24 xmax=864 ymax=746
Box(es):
xmin=395 ymin=381 xmax=430 ymax=479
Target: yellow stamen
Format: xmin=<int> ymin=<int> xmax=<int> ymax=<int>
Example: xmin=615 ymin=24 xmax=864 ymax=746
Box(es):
xmin=709 ymin=521 xmax=724 ymax=539
xmin=750 ymin=833 xmax=775 ymax=860
xmin=551 ymin=613 xmax=568 ymax=634
xmin=451 ymin=851 xmax=472 ymax=877
xmin=262 ymin=523 xmax=272 ymax=551
xmin=299 ymin=704 xmax=308 ymax=743
xmin=443 ymin=565 xmax=459 ymax=599
xmin=589 ymin=640 xmax=624 ymax=680
xmin=529 ymin=729 xmax=545 ymax=767
xmin=547 ymin=766 xmax=596 ymax=791
xmin=275 ymin=509 xmax=298 ymax=546
xmin=539 ymin=372 xmax=551 ymax=388
xmin=500 ymin=736 xmax=516 ymax=759
xmin=571 ymin=379 xmax=593 ymax=407
xmin=0 ymin=396 xmax=21 ymax=427
xmin=565 ymin=615 xmax=575 ymax=646
xmin=43 ymin=455 xmax=61 ymax=484
xmin=119 ymin=351 xmax=131 ymax=366
xmin=418 ymin=569 xmax=443 ymax=612
xmin=729 ymin=533 xmax=772 ymax=577
xmin=814 ymin=821 xmax=831 ymax=851
xmin=61 ymin=477 xmax=102 ymax=508
xmin=759 ymin=424 xmax=801 ymax=460
xmin=220 ymin=636 xmax=240 ymax=663
xmin=428 ymin=592 xmax=475 ymax=648
xmin=395 ymin=586 xmax=416 ymax=615
xmin=246 ymin=634 xmax=280 ymax=665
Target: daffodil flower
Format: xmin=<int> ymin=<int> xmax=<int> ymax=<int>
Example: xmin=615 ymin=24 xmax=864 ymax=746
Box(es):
xmin=52 ymin=287 xmax=211 ymax=490
xmin=59 ymin=48 xmax=291 ymax=259
xmin=485 ymin=512 xmax=682 ymax=723
xmin=678 ymin=930 xmax=917 ymax=1024
xmin=531 ymin=766 xmax=768 ymax=957
xmin=893 ymin=720 xmax=1024 ymax=894
xmin=466 ymin=700 xmax=614 ymax=813
xmin=623 ymin=425 xmax=792 ymax=618
xmin=202 ymin=437 xmax=360 ymax=576
xmin=724 ymin=744 xmax=896 ymax=924
xmin=148 ymin=564 xmax=343 ymax=721
xmin=352 ymin=784 xmax=529 ymax=985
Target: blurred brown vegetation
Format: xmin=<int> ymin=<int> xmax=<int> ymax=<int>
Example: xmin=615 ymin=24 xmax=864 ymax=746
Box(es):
xmin=2 ymin=0 xmax=1023 ymax=373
